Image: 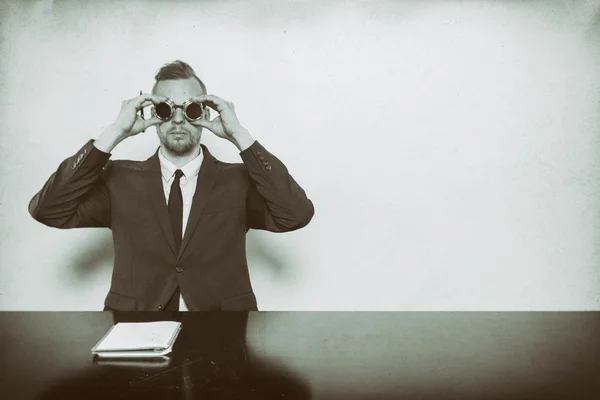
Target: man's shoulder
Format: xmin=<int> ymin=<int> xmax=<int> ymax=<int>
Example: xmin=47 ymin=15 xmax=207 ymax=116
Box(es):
xmin=210 ymin=157 xmax=252 ymax=186
xmin=102 ymin=157 xmax=153 ymax=175
xmin=217 ymin=160 xmax=246 ymax=171
xmin=112 ymin=158 xmax=149 ymax=169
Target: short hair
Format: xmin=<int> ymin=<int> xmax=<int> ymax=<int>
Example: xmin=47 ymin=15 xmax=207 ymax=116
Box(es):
xmin=152 ymin=60 xmax=207 ymax=94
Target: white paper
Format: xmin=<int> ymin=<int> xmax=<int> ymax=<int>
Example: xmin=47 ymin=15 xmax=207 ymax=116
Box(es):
xmin=93 ymin=321 xmax=182 ymax=352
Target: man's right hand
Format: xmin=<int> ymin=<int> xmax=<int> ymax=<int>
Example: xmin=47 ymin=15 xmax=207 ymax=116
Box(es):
xmin=94 ymin=93 xmax=167 ymax=153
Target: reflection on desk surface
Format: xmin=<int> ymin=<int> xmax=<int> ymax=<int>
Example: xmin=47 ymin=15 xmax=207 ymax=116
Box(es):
xmin=92 ymin=357 xmax=173 ymax=369
xmin=1 ymin=311 xmax=599 ymax=399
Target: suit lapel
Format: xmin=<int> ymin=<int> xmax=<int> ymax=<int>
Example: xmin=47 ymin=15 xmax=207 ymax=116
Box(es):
xmin=142 ymin=150 xmax=178 ymax=256
xmin=178 ymin=144 xmax=220 ymax=259
xmin=142 ymin=145 xmax=221 ymax=259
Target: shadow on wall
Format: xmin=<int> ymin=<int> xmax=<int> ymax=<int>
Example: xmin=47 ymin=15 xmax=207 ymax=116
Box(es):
xmin=71 ymin=230 xmax=114 ymax=280
xmin=246 ymin=230 xmax=292 ymax=281
xmin=68 ymin=229 xmax=291 ymax=281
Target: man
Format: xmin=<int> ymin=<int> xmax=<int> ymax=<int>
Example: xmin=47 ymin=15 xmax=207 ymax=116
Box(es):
xmin=29 ymin=60 xmax=314 ymax=311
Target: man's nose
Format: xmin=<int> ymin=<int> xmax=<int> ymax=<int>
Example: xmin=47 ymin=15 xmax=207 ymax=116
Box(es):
xmin=172 ymin=107 xmax=185 ymax=124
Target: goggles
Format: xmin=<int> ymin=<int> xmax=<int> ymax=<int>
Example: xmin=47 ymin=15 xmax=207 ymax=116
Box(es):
xmin=152 ymin=99 xmax=206 ymax=122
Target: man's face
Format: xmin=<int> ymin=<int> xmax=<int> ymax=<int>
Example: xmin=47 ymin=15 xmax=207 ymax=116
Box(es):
xmin=153 ymin=77 xmax=206 ymax=155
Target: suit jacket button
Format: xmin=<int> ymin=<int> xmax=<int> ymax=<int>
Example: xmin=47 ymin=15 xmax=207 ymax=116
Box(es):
xmin=176 ymin=266 xmax=183 ymax=273
xmin=158 ymin=305 xmax=163 ymax=310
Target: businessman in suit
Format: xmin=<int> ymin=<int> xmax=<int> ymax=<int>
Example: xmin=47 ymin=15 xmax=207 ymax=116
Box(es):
xmin=29 ymin=60 xmax=314 ymax=312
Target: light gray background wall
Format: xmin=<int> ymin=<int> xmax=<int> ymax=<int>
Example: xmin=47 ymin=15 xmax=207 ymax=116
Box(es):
xmin=1 ymin=0 xmax=599 ymax=310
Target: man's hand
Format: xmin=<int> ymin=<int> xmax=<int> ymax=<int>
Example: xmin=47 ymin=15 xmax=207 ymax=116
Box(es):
xmin=94 ymin=93 xmax=167 ymax=153
xmin=113 ymin=93 xmax=167 ymax=138
xmin=189 ymin=94 xmax=255 ymax=151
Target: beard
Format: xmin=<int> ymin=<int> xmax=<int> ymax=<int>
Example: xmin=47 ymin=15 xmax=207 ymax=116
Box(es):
xmin=160 ymin=128 xmax=201 ymax=155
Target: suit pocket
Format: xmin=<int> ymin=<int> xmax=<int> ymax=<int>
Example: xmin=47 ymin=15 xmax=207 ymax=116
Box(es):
xmin=105 ymin=291 xmax=136 ymax=311
xmin=220 ymin=291 xmax=258 ymax=311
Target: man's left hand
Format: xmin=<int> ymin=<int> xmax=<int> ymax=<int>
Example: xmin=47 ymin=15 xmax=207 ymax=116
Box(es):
xmin=189 ymin=94 xmax=255 ymax=151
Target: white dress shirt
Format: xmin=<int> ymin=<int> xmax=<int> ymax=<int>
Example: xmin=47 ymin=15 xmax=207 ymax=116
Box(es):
xmin=158 ymin=147 xmax=204 ymax=311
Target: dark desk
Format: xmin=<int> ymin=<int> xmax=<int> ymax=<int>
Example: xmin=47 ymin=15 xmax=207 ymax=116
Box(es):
xmin=0 ymin=312 xmax=599 ymax=399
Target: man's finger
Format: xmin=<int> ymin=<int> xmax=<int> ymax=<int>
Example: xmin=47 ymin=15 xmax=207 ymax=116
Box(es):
xmin=139 ymin=99 xmax=155 ymax=108
xmin=132 ymin=93 xmax=168 ymax=110
xmin=189 ymin=95 xmax=229 ymax=113
xmin=138 ymin=100 xmax=157 ymax=117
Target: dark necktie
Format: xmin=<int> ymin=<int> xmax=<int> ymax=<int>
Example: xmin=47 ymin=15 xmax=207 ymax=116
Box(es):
xmin=168 ymin=169 xmax=184 ymax=253
xmin=165 ymin=170 xmax=183 ymax=311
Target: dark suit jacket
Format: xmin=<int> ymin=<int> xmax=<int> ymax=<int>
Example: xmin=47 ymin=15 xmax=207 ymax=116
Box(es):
xmin=29 ymin=140 xmax=314 ymax=311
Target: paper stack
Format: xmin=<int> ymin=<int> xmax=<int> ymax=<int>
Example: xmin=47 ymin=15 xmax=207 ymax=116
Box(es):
xmin=91 ymin=321 xmax=182 ymax=358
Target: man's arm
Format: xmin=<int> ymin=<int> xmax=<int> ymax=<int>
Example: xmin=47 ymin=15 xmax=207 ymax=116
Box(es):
xmin=29 ymin=93 xmax=167 ymax=229
xmin=188 ymin=94 xmax=315 ymax=233
xmin=241 ymin=141 xmax=314 ymax=232
xmin=28 ymin=140 xmax=112 ymax=228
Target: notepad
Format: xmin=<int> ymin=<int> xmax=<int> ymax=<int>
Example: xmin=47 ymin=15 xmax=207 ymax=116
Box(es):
xmin=91 ymin=321 xmax=182 ymax=358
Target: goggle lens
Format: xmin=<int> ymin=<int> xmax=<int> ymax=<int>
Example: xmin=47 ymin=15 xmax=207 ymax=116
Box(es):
xmin=185 ymin=103 xmax=203 ymax=120
xmin=155 ymin=102 xmax=173 ymax=120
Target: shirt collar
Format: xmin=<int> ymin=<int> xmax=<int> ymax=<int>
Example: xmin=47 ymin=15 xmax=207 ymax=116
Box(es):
xmin=158 ymin=147 xmax=204 ymax=181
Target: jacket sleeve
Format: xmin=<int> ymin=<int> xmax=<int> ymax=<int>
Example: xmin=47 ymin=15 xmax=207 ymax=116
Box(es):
xmin=241 ymin=141 xmax=314 ymax=232
xmin=28 ymin=140 xmax=113 ymax=229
